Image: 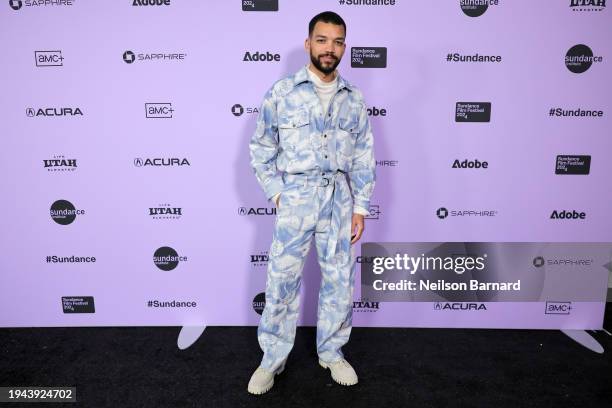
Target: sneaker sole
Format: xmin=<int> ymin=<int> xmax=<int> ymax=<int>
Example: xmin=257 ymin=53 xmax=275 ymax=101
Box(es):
xmin=318 ymin=360 xmax=358 ymax=386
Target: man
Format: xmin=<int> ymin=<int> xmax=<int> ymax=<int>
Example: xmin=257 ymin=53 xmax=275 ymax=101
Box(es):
xmin=247 ymin=11 xmax=376 ymax=394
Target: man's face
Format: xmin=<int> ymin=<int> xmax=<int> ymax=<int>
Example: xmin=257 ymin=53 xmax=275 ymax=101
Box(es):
xmin=306 ymin=21 xmax=346 ymax=75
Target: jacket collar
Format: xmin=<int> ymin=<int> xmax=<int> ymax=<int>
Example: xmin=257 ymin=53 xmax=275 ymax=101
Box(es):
xmin=292 ymin=64 xmax=352 ymax=92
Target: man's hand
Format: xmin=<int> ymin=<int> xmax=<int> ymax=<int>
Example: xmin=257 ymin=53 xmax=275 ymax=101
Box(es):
xmin=350 ymin=213 xmax=365 ymax=244
xmin=274 ymin=193 xmax=281 ymax=207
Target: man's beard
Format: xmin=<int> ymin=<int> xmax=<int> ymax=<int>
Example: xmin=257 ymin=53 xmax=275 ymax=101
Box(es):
xmin=310 ymin=51 xmax=340 ymax=75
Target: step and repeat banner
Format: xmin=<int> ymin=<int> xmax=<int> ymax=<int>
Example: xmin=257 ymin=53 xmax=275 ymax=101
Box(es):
xmin=1 ymin=1 xmax=611 ymax=328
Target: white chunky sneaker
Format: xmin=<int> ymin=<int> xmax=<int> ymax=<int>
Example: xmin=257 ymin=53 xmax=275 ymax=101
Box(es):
xmin=247 ymin=360 xmax=286 ymax=395
xmin=319 ymin=358 xmax=358 ymax=386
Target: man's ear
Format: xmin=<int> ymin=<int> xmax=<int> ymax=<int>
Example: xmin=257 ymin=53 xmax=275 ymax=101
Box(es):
xmin=304 ymin=37 xmax=310 ymax=52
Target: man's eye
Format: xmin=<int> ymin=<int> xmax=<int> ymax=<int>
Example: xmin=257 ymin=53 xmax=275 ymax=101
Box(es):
xmin=317 ymin=39 xmax=325 ymax=43
xmin=336 ymin=41 xmax=344 ymax=46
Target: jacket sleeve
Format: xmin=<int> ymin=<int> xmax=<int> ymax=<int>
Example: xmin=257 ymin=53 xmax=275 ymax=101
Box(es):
xmin=249 ymin=88 xmax=284 ymax=201
xmin=349 ymin=102 xmax=376 ymax=214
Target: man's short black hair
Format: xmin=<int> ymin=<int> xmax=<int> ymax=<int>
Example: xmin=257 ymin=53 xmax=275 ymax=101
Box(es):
xmin=308 ymin=11 xmax=346 ymax=37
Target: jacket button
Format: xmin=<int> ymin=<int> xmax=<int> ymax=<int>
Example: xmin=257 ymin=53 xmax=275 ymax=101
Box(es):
xmin=323 ymin=134 xmax=327 ymax=138
xmin=325 ymin=155 xmax=328 ymax=159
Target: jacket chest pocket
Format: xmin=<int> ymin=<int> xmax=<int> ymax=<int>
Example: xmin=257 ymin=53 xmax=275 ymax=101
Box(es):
xmin=336 ymin=114 xmax=359 ymax=158
xmin=278 ymin=109 xmax=311 ymax=152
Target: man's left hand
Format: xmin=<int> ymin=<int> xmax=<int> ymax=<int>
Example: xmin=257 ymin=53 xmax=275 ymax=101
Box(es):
xmin=350 ymin=213 xmax=365 ymax=244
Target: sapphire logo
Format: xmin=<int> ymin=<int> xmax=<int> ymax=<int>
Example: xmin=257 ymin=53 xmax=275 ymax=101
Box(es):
xmin=533 ymin=256 xmax=545 ymax=267
xmin=437 ymin=207 xmax=497 ymax=219
xmin=437 ymin=207 xmax=448 ymax=219
xmin=123 ymin=51 xmax=135 ymax=64
xmin=9 ymin=0 xmax=21 ymax=10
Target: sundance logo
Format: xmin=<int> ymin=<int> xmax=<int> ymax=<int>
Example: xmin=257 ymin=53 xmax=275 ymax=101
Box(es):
xmin=460 ymin=0 xmax=499 ymax=17
xmin=27 ymin=107 xmax=82 ymax=117
xmin=434 ymin=302 xmax=487 ymax=311
xmin=50 ymin=199 xmax=85 ymax=225
xmin=252 ymin=292 xmax=266 ymax=315
xmin=565 ymin=44 xmax=602 ymax=73
xmin=243 ymin=51 xmax=280 ymax=62
xmin=153 ymin=246 xmax=187 ymax=271
xmin=134 ymin=158 xmax=190 ymax=167
xmin=437 ymin=207 xmax=497 ymax=219
xmin=550 ymin=210 xmax=586 ymax=220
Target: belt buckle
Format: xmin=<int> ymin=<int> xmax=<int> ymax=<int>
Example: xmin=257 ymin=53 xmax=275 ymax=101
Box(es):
xmin=321 ymin=177 xmax=330 ymax=187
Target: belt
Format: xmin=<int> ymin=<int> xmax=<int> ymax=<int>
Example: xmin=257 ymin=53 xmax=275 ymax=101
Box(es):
xmin=281 ymin=169 xmax=347 ymax=260
xmin=282 ymin=169 xmax=345 ymax=188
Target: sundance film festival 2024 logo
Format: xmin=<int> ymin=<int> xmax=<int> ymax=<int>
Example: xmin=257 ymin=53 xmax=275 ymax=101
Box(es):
xmin=456 ymin=102 xmax=491 ymax=122
xmin=242 ymin=0 xmax=277 ymax=11
xmin=555 ymin=155 xmax=591 ymax=174
xmin=351 ymin=47 xmax=387 ymax=68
